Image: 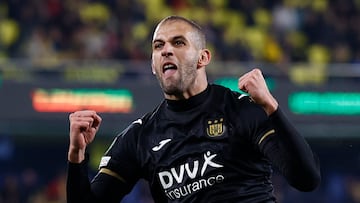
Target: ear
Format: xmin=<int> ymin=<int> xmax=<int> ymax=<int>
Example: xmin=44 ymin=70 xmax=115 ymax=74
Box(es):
xmin=197 ymin=49 xmax=211 ymax=68
xmin=151 ymin=59 xmax=156 ymax=75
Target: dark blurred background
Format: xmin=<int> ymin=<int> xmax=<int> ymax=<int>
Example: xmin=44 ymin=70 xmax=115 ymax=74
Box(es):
xmin=0 ymin=0 xmax=360 ymax=202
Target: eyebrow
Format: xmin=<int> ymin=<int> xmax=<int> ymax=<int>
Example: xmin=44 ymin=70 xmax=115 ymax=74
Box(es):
xmin=153 ymin=35 xmax=187 ymax=44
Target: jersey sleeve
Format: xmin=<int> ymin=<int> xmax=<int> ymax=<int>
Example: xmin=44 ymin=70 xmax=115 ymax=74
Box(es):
xmin=67 ymin=154 xmax=132 ymax=203
xmin=232 ymin=94 xmax=275 ymax=148
xmin=259 ymin=108 xmax=321 ymax=191
xmin=99 ymin=120 xmax=143 ymax=187
xmin=66 ymin=120 xmax=144 ymax=203
xmin=231 ymin=93 xmax=320 ymax=191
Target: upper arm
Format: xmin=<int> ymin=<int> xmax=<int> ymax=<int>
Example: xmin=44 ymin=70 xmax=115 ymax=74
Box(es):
xmin=96 ymin=121 xmax=144 ymax=194
xmin=233 ymin=95 xmax=274 ymax=147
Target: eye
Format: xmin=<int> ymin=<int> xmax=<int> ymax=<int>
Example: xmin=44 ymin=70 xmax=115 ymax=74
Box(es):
xmin=153 ymin=42 xmax=163 ymax=50
xmin=174 ymin=40 xmax=185 ymax=46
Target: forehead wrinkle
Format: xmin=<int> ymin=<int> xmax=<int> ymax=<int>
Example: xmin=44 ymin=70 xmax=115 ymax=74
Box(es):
xmin=153 ymin=20 xmax=204 ymax=49
xmin=153 ymin=35 xmax=186 ymax=43
xmin=154 ymin=20 xmax=189 ymax=36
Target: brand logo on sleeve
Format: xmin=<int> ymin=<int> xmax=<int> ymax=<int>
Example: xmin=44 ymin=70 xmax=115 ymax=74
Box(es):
xmin=99 ymin=156 xmax=111 ymax=168
xmin=152 ymin=139 xmax=172 ymax=152
xmin=132 ymin=118 xmax=143 ymax=125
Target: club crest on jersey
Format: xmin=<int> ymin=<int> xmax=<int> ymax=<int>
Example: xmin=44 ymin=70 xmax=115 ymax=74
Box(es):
xmin=206 ymin=118 xmax=225 ymax=137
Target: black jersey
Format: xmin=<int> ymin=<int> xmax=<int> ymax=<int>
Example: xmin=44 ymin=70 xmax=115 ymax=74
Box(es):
xmin=100 ymin=84 xmax=279 ymax=202
xmin=67 ymin=84 xmax=320 ymax=203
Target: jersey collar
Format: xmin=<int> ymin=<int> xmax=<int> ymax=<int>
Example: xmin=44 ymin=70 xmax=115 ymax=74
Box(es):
xmin=165 ymin=84 xmax=210 ymax=112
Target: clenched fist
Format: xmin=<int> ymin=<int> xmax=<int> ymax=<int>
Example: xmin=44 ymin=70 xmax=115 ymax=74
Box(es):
xmin=68 ymin=110 xmax=102 ymax=163
xmin=238 ymin=68 xmax=278 ymax=115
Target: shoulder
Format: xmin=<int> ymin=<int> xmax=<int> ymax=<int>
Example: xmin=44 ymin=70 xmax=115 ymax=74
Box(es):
xmin=210 ymin=83 xmax=248 ymax=98
xmin=209 ymin=84 xmax=268 ymax=121
xmin=106 ymin=102 xmax=165 ymax=153
xmin=210 ymin=83 xmax=233 ymax=93
xmin=209 ymin=83 xmax=253 ymax=106
xmin=122 ymin=100 xmax=166 ymax=137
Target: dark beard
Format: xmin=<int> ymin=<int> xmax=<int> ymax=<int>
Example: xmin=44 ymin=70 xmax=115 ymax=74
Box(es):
xmin=156 ymin=63 xmax=198 ymax=98
xmin=161 ymin=81 xmax=183 ymax=97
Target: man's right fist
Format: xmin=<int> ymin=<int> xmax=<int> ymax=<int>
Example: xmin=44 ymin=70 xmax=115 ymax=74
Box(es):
xmin=68 ymin=110 xmax=102 ymax=163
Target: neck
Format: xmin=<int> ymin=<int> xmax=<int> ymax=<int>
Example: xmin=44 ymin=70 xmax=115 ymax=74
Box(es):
xmin=165 ymin=75 xmax=208 ymax=100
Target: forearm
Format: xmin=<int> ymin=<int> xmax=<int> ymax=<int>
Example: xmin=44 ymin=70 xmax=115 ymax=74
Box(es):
xmin=67 ymin=156 xmax=97 ymax=203
xmin=68 ymin=147 xmax=86 ymax=163
xmin=262 ymin=92 xmax=278 ymax=116
xmin=262 ymin=108 xmax=321 ymax=191
xmin=67 ymin=154 xmax=132 ymax=203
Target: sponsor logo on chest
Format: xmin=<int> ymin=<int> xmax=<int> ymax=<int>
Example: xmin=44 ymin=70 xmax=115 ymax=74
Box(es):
xmin=157 ymin=151 xmax=225 ymax=200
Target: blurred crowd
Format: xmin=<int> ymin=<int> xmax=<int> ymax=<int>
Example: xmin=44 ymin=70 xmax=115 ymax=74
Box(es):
xmin=0 ymin=141 xmax=360 ymax=203
xmin=0 ymin=0 xmax=360 ymax=65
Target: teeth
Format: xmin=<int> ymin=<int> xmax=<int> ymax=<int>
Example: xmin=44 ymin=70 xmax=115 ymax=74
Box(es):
xmin=164 ymin=64 xmax=175 ymax=69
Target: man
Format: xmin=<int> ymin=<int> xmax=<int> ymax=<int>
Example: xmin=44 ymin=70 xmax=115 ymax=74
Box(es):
xmin=67 ymin=15 xmax=321 ymax=202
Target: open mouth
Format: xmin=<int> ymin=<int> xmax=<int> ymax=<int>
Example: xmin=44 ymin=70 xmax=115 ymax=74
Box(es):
xmin=163 ymin=63 xmax=177 ymax=73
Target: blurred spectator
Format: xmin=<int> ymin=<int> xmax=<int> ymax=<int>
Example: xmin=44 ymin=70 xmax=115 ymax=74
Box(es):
xmin=44 ymin=171 xmax=66 ymax=203
xmin=24 ymin=26 xmax=59 ymax=66
xmin=0 ymin=136 xmax=14 ymax=161
xmin=346 ymin=175 xmax=360 ymax=203
xmin=0 ymin=174 xmax=20 ymax=203
xmin=0 ymin=0 xmax=359 ymax=64
xmin=20 ymin=168 xmax=40 ymax=203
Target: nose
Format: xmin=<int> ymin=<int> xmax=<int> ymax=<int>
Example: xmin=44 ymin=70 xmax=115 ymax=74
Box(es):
xmin=161 ymin=51 xmax=172 ymax=57
xmin=161 ymin=44 xmax=173 ymax=57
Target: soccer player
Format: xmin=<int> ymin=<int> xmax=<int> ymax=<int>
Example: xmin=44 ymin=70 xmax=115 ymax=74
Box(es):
xmin=67 ymin=15 xmax=321 ymax=202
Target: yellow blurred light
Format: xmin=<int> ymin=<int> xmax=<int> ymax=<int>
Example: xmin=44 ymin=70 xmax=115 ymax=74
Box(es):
xmin=253 ymin=8 xmax=272 ymax=28
xmin=307 ymin=44 xmax=330 ymax=64
xmin=0 ymin=19 xmax=20 ymax=46
xmin=79 ymin=3 xmax=110 ymax=23
xmin=264 ymin=36 xmax=283 ymax=62
xmin=132 ymin=22 xmax=149 ymax=41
